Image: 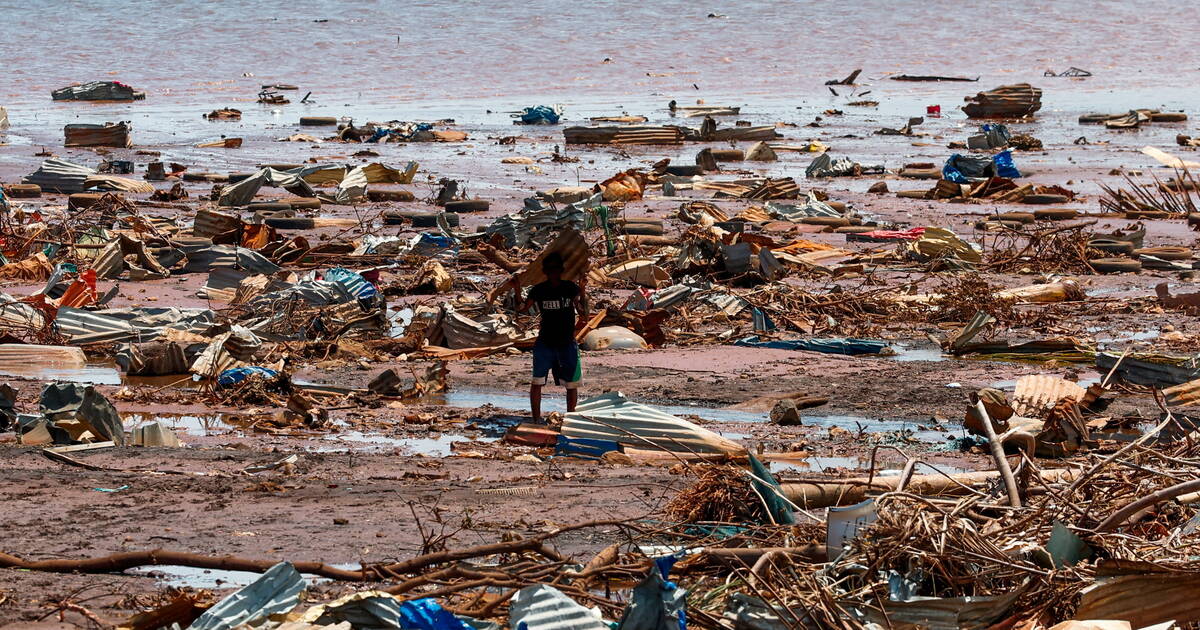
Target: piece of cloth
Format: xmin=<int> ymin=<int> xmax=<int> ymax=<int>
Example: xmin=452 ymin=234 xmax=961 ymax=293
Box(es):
xmin=532 ymin=341 xmax=581 ymax=388
xmin=528 ymin=280 xmax=579 ymax=347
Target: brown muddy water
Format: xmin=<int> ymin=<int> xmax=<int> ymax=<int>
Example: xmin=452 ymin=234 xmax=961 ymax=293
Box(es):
xmin=0 ymin=0 xmax=1196 ymax=171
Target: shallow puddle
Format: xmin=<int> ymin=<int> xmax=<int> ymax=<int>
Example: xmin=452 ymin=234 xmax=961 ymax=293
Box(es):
xmin=887 ymin=346 xmax=947 ymax=362
xmin=770 ymin=456 xmax=973 ymax=476
xmin=318 ymin=431 xmax=498 ymax=456
xmin=124 ymin=412 xmax=247 ymax=437
xmin=0 ymin=362 xmax=122 ymax=385
xmin=126 ymin=563 xmax=357 ymax=589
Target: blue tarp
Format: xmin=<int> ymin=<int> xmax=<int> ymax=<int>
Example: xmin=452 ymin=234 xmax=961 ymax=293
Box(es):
xmin=734 ymin=336 xmax=890 ymax=356
xmin=943 ymin=149 xmax=1019 ymax=183
xmin=555 ymin=436 xmax=620 ymax=459
xmin=397 ymin=598 xmax=477 ymax=630
xmin=518 ymin=105 xmax=561 ymax=125
xmin=217 ymin=366 xmax=279 ymax=387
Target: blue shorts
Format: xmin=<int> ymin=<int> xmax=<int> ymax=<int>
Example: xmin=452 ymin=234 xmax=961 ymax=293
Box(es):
xmin=532 ymin=341 xmax=581 ymax=388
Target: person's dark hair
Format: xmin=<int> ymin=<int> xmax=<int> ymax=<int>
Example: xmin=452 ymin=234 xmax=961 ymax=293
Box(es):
xmin=542 ymin=252 xmax=565 ymax=273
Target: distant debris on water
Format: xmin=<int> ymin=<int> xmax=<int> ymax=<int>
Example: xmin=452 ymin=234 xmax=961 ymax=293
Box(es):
xmin=52 ymin=80 xmax=145 ymax=101
xmin=890 ymin=74 xmax=979 ymax=82
xmin=825 ymin=69 xmax=862 ymax=85
xmin=1045 ymin=66 xmax=1093 ymax=77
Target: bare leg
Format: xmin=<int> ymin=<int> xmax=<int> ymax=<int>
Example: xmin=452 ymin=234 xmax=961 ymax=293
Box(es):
xmin=530 ymin=383 xmax=543 ymax=423
xmin=566 ymin=387 xmax=578 ymax=413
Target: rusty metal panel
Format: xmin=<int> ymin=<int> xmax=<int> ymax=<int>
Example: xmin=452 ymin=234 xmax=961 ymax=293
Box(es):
xmin=64 ymin=122 xmax=131 ymax=148
xmin=199 ymin=268 xmax=250 ymax=302
xmin=564 ymin=126 xmax=686 ymax=145
xmin=1012 ymin=374 xmax=1086 ymax=418
xmin=193 ymin=208 xmax=244 ymax=239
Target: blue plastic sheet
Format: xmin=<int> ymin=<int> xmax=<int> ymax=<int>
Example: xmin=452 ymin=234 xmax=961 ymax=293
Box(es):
xmin=555 ymin=436 xmax=620 ymax=459
xmin=367 ymin=123 xmax=433 ymax=143
xmin=943 ymin=149 xmax=1019 ymax=183
xmin=993 ymin=149 xmax=1020 ymax=178
xmin=734 ymin=336 xmax=890 ymax=356
xmin=518 ymin=105 xmax=561 ymax=125
xmin=397 ymin=598 xmax=476 ymax=630
xmin=217 ymin=366 xmax=279 ymax=387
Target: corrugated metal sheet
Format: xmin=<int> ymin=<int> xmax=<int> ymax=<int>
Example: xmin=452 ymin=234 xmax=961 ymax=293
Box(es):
xmin=64 ymin=122 xmax=131 ymax=148
xmin=1096 ymin=352 xmax=1200 ymax=387
xmin=0 ymin=344 xmax=86 ymax=369
xmin=22 ymin=159 xmax=95 ymax=194
xmin=181 ymin=246 xmax=280 ymax=275
xmin=193 ymin=207 xmax=244 ymax=239
xmin=200 ymin=268 xmax=250 ymax=302
xmin=363 ymin=161 xmax=417 ymax=184
xmin=564 ymin=126 xmax=686 ymax=145
xmin=441 ymin=307 xmax=521 ymax=350
xmin=509 ymin=585 xmax=609 ymax=630
xmin=218 ymin=168 xmax=315 ymax=207
xmin=562 ymin=391 xmax=745 ymax=454
xmin=1164 ymin=378 xmax=1200 ymax=407
xmin=83 ymin=174 xmax=153 ymax=193
xmin=517 ymin=227 xmax=590 ymax=287
xmin=335 ymin=165 xmax=368 ymax=203
xmin=290 ymin=164 xmax=346 ymax=185
xmin=1012 ymin=375 xmax=1086 ymax=418
xmin=0 ymin=298 xmax=48 ymax=331
xmin=91 ymin=241 xmax=123 ymax=279
xmin=54 ymin=307 xmax=151 ymax=344
xmin=190 ymin=326 xmax=261 ymax=376
xmin=52 ymin=81 xmax=144 ymax=101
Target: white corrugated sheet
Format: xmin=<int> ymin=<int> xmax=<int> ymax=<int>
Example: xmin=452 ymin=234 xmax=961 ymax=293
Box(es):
xmin=509 ymin=585 xmax=609 ymax=630
xmin=563 ymin=391 xmax=745 ymax=454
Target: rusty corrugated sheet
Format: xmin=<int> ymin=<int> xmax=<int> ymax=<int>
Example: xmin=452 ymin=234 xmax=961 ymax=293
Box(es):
xmin=518 ymin=227 xmax=590 ymax=287
xmin=199 ymin=268 xmax=250 ymax=302
xmin=64 ymin=122 xmax=131 ymax=148
xmin=1077 ymin=573 xmax=1200 ymax=628
xmin=193 ymin=207 xmax=244 ymax=239
xmin=564 ymin=126 xmax=686 ymax=145
xmin=1163 ymin=378 xmax=1200 ymax=407
xmin=562 ymin=391 xmax=745 ymax=454
xmin=0 ymin=344 xmax=86 ymax=369
xmin=82 ymin=174 xmax=153 ymax=193
xmin=1012 ymin=375 xmax=1086 ymax=418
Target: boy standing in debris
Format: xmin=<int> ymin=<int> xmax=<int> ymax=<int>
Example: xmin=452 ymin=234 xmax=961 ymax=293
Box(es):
xmin=508 ymin=252 xmax=588 ymax=422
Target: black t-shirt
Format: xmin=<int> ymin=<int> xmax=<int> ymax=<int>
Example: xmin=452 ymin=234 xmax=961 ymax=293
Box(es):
xmin=528 ymin=280 xmax=579 ymax=347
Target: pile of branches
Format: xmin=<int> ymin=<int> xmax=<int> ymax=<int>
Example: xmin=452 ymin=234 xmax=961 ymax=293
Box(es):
xmin=664 ymin=464 xmax=768 ymax=523
xmin=930 ymin=273 xmax=1033 ymax=325
xmin=984 ymin=221 xmax=1096 ymax=273
xmin=738 ymin=281 xmax=925 ymax=337
xmin=1099 ymin=169 xmax=1199 ymax=215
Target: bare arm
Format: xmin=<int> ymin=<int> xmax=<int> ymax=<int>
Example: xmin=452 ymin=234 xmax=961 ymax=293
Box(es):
xmin=573 ymin=278 xmax=589 ymax=320
xmin=509 ymin=274 xmax=534 ymax=313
